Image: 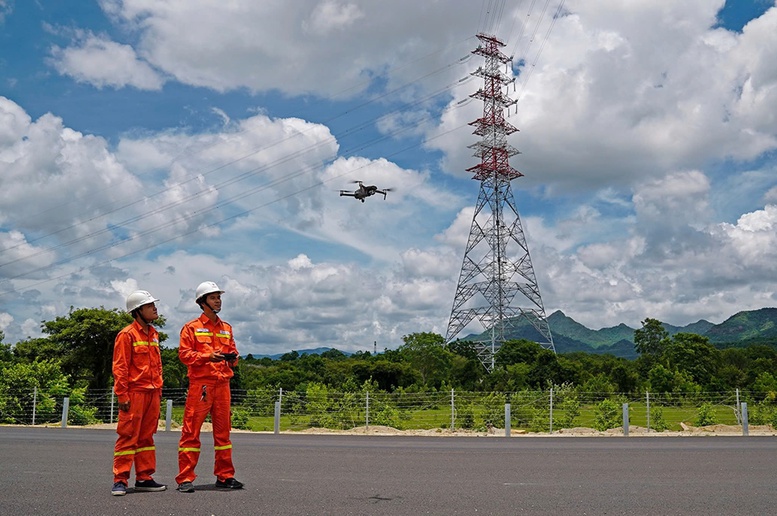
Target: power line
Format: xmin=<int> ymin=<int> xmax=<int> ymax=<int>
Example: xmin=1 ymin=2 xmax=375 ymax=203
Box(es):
xmin=1 ymin=40 xmax=475 ymax=266
xmin=0 ymin=74 xmax=479 ymax=290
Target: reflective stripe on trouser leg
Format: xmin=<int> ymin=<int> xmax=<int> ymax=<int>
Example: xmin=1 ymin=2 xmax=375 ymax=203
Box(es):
xmin=113 ymin=390 xmax=160 ymax=484
xmin=212 ymin=381 xmax=235 ymax=481
xmin=176 ymin=382 xmax=212 ymax=484
xmin=134 ymin=389 xmax=162 ymax=482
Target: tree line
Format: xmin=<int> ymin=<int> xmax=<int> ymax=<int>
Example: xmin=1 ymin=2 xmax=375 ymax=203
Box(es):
xmin=2 ymin=308 xmax=777 ymax=401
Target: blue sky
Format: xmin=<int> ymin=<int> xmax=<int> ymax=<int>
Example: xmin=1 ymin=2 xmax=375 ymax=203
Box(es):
xmin=1 ymin=0 xmax=777 ymax=355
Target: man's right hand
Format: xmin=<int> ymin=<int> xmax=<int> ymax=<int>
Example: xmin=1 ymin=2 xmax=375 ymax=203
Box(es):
xmin=210 ymin=351 xmax=225 ymax=362
xmin=118 ymin=400 xmax=130 ymax=412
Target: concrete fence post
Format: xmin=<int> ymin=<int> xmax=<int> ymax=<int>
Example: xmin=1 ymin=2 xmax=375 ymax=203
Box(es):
xmin=505 ymin=403 xmax=511 ymax=437
xmin=549 ymin=388 xmax=554 ymax=433
xmin=742 ymin=402 xmax=749 ymax=436
xmin=365 ymin=392 xmax=370 ymax=430
xmin=165 ymin=399 xmax=173 ymax=431
xmin=61 ymin=397 xmax=70 ymax=428
xmin=622 ymin=403 xmax=629 ymax=436
xmin=450 ymin=389 xmax=455 ymax=431
xmin=274 ymin=401 xmax=281 ymax=435
xmin=32 ymin=386 xmax=37 ymax=426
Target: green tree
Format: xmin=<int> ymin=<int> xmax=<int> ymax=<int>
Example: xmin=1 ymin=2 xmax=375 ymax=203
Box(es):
xmin=161 ymin=346 xmax=188 ymax=388
xmin=527 ymin=349 xmax=564 ymax=388
xmin=0 ymin=330 xmax=12 ymax=362
xmin=495 ymin=339 xmax=543 ymax=368
xmin=41 ymin=307 xmax=166 ymax=390
xmin=634 ymin=318 xmax=669 ymax=357
xmin=0 ymin=359 xmax=70 ymax=424
xmin=663 ymin=333 xmax=720 ymax=388
xmin=12 ymin=337 xmax=66 ymax=363
xmin=647 ymin=363 xmax=675 ymax=393
xmin=397 ymin=332 xmax=451 ymax=388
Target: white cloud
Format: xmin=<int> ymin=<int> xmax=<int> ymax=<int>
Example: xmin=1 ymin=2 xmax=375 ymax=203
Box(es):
xmin=5 ymin=2 xmax=777 ymax=355
xmin=49 ymin=33 xmax=164 ymax=90
xmin=303 ymin=0 xmax=364 ymax=35
xmin=0 ymin=312 xmax=12 ymax=333
xmin=76 ymin=0 xmax=480 ymax=96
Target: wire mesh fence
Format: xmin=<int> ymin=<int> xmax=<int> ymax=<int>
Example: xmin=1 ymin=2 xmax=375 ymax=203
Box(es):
xmin=2 ymin=387 xmax=776 ymax=433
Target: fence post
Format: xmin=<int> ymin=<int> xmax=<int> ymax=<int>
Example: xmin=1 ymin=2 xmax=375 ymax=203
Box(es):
xmin=365 ymin=392 xmax=370 ymax=430
xmin=505 ymin=403 xmax=511 ymax=437
xmin=32 ymin=386 xmax=37 ymax=426
xmin=165 ymin=399 xmax=173 ymax=431
xmin=549 ymin=388 xmax=554 ymax=433
xmin=274 ymin=401 xmax=281 ymax=435
xmin=646 ymin=391 xmax=650 ymax=433
xmin=741 ymin=402 xmax=749 ymax=436
xmin=622 ymin=403 xmax=629 ymax=436
xmin=450 ymin=389 xmax=455 ymax=431
xmin=736 ymin=388 xmax=740 ymax=423
xmin=110 ymin=391 xmax=115 ymax=425
xmin=61 ymin=397 xmax=70 ymax=428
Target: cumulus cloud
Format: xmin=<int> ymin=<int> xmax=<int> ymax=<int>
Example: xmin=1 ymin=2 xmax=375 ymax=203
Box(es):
xmin=5 ymin=2 xmax=777 ymax=355
xmin=535 ymin=171 xmax=777 ymax=329
xmin=430 ymin=1 xmax=777 ymax=195
xmin=49 ymin=33 xmax=164 ymax=90
xmin=77 ymin=0 xmax=480 ymax=96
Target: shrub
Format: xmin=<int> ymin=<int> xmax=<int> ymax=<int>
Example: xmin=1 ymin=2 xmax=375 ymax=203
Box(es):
xmin=695 ymin=402 xmax=717 ymax=426
xmin=593 ymin=399 xmax=621 ymax=431
xmin=231 ymin=407 xmax=250 ymax=430
xmin=649 ymin=405 xmax=668 ymax=432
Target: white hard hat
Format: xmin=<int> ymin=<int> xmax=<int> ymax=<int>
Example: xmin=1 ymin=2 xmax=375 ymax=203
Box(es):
xmin=195 ymin=281 xmax=224 ymax=302
xmin=126 ymin=290 xmax=159 ymax=312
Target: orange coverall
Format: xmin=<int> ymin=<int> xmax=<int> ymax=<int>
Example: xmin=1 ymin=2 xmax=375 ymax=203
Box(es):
xmin=176 ymin=313 xmax=239 ymax=485
xmin=112 ymin=320 xmax=163 ymax=485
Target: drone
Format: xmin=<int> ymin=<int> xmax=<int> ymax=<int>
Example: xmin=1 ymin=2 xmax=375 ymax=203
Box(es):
xmin=339 ymin=181 xmax=393 ymax=202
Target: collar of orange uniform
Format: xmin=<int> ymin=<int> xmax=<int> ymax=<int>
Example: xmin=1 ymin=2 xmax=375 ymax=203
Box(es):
xmin=131 ymin=318 xmax=156 ymax=336
xmin=198 ymin=312 xmax=222 ymax=327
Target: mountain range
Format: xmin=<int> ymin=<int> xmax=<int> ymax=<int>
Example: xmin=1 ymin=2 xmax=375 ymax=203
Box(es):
xmin=475 ymin=307 xmax=777 ymax=359
xmin=249 ymin=307 xmax=777 ymax=361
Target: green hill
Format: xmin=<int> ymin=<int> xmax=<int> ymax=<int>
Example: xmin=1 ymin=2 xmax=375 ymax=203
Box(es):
xmin=461 ymin=307 xmax=777 ymax=359
xmin=704 ymin=307 xmax=777 ymax=343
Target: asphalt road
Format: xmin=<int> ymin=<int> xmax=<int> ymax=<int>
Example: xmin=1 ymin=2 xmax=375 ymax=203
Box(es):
xmin=0 ymin=427 xmax=775 ymax=515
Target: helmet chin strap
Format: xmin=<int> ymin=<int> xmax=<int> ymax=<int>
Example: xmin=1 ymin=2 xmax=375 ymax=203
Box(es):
xmin=203 ymin=300 xmax=220 ymax=315
xmin=135 ymin=309 xmax=154 ymax=326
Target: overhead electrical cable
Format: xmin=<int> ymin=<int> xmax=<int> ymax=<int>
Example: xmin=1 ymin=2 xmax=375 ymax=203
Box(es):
xmin=1 ymin=77 xmax=478 ymax=285
xmin=1 ymin=42 xmax=475 ymax=263
xmin=0 ymin=117 xmax=472 ymax=299
xmin=1 ymin=5 xmax=567 ymax=294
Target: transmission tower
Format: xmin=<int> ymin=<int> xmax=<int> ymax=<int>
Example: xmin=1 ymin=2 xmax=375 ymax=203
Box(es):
xmin=446 ymin=33 xmax=554 ymax=372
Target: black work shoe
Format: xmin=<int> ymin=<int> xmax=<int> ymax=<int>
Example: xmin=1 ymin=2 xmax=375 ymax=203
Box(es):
xmin=111 ymin=482 xmax=127 ymax=496
xmin=135 ymin=479 xmax=167 ymax=492
xmin=215 ymin=478 xmax=244 ymax=489
xmin=176 ymin=482 xmax=195 ymax=493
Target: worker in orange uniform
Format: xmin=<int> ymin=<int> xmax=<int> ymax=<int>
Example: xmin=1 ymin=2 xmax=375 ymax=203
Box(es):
xmin=111 ymin=290 xmax=167 ymax=496
xmin=175 ymin=281 xmax=243 ymax=493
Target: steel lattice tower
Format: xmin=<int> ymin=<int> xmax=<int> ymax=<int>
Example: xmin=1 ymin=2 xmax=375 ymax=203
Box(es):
xmin=446 ymin=33 xmax=554 ymax=372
